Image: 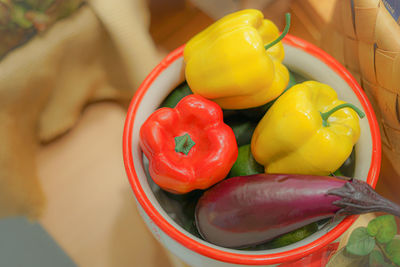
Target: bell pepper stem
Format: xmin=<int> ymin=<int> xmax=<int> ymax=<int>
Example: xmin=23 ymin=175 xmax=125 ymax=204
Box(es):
xmin=175 ymin=133 xmax=195 ymax=155
xmin=320 ymin=103 xmax=365 ymax=127
xmin=264 ymin=13 xmax=291 ymax=51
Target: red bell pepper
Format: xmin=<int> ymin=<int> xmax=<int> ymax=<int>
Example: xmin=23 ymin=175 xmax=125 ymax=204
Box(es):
xmin=139 ymin=94 xmax=238 ymax=194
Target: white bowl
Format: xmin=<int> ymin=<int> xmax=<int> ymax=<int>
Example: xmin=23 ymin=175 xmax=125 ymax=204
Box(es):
xmin=123 ymin=34 xmax=381 ymax=267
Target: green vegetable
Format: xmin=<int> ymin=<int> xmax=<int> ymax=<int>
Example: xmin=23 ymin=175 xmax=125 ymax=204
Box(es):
xmin=262 ymin=222 xmax=318 ymax=249
xmin=159 ymin=189 xmax=203 ymax=238
xmin=334 ymin=147 xmax=356 ymax=177
xmin=222 ymin=69 xmax=298 ymax=123
xmin=286 ymin=69 xmax=297 ymax=89
xmin=238 ymin=70 xmax=298 ymax=121
xmin=346 ymin=227 xmax=376 ymax=256
xmin=160 ymin=82 xmax=192 ymax=108
xmin=367 ymin=215 xmax=397 ymax=244
xmin=228 ymin=144 xmax=263 ymax=177
xmin=224 ymin=116 xmax=257 ymax=146
xmin=238 ymin=104 xmax=270 ymax=122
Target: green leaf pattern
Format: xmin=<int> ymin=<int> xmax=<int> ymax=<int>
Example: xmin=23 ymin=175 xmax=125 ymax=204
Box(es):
xmin=367 ymin=215 xmax=397 ymax=244
xmin=346 ymin=227 xmax=376 ymax=256
xmin=386 ymin=239 xmax=400 ymax=266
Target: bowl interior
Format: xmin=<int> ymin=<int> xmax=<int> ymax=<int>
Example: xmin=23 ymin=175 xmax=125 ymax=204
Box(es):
xmin=127 ymin=41 xmax=378 ymax=258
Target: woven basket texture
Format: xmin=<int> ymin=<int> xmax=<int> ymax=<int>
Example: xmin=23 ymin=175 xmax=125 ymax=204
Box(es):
xmin=319 ymin=0 xmax=400 ymax=175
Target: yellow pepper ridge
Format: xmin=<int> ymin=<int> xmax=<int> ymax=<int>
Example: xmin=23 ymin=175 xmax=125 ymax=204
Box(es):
xmin=183 ymin=9 xmax=290 ymax=109
xmin=251 ymin=81 xmax=364 ymax=176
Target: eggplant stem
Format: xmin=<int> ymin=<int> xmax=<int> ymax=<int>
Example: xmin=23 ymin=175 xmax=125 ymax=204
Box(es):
xmin=327 ymin=212 xmax=345 ymax=230
xmin=328 ymin=179 xmax=400 ymax=218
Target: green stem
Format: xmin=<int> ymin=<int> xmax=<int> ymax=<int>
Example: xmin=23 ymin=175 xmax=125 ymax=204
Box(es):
xmin=264 ymin=13 xmax=291 ymax=51
xmin=174 ymin=133 xmax=195 ymax=155
xmin=320 ymin=103 xmax=365 ymax=127
xmin=376 ymin=241 xmax=394 ymax=265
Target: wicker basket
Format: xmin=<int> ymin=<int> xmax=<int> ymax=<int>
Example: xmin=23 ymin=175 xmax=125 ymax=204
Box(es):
xmin=316 ymin=0 xmax=400 ymax=175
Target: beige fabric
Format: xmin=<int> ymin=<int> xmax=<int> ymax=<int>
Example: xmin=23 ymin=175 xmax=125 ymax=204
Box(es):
xmin=0 ymin=0 xmax=162 ymax=219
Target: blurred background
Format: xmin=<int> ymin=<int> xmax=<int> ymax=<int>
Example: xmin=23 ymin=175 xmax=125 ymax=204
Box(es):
xmin=1 ymin=0 xmax=399 ymax=266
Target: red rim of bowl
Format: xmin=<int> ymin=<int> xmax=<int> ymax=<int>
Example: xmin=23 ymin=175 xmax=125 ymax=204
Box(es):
xmin=122 ymin=34 xmax=382 ymax=265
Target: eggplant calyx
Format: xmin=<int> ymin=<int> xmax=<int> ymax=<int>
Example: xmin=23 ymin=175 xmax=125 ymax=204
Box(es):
xmin=327 ymin=179 xmax=400 ymax=217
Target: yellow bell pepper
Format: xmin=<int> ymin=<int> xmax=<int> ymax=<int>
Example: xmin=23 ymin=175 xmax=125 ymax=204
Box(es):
xmin=183 ymin=9 xmax=290 ymax=109
xmin=251 ymin=81 xmax=365 ymax=175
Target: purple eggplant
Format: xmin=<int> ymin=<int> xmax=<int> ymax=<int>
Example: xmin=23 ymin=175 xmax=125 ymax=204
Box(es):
xmin=195 ymin=174 xmax=400 ymax=248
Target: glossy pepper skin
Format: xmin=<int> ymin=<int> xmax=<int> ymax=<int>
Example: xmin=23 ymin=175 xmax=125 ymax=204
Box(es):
xmin=139 ymin=94 xmax=238 ymax=194
xmin=251 ymin=81 xmax=362 ymax=175
xmin=183 ymin=9 xmax=289 ymax=109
